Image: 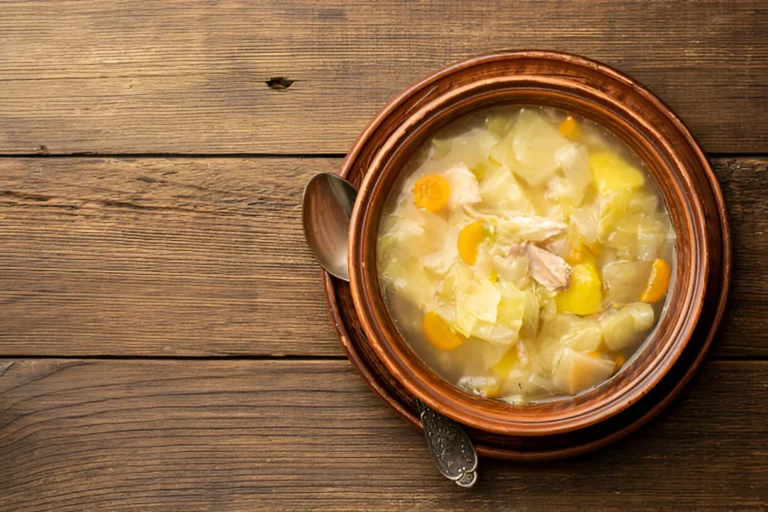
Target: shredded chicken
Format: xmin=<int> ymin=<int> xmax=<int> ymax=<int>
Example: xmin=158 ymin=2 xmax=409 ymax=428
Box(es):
xmin=503 ymin=215 xmax=568 ymax=241
xmin=463 ymin=205 xmax=499 ymax=223
xmin=464 ymin=205 xmax=567 ymax=241
xmin=507 ymin=242 xmax=528 ymax=257
xmin=525 ymin=245 xmax=571 ymax=291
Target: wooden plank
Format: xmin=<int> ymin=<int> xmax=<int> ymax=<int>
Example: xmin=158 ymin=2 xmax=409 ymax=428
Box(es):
xmin=0 ymin=359 xmax=765 ymax=510
xmin=0 ymin=0 xmax=765 ymax=154
xmin=0 ymin=157 xmax=342 ymax=357
xmin=716 ymin=158 xmax=768 ymax=358
xmin=0 ymin=157 xmax=765 ymax=358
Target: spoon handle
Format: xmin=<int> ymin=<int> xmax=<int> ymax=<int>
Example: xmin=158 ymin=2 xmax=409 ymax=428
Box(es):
xmin=416 ymin=399 xmax=478 ymax=488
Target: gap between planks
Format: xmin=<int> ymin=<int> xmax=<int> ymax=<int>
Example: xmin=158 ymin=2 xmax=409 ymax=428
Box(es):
xmin=0 ymin=355 xmax=763 ymax=362
xmin=0 ymin=153 xmax=766 ymax=159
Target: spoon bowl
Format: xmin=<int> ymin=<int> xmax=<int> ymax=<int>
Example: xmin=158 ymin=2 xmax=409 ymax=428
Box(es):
xmin=302 ymin=173 xmax=357 ymax=281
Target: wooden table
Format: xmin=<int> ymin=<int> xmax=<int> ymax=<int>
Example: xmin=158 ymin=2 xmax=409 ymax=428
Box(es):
xmin=0 ymin=2 xmax=766 ymax=510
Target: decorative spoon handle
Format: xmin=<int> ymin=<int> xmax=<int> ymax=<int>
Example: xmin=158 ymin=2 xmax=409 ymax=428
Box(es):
xmin=417 ymin=399 xmax=478 ymax=488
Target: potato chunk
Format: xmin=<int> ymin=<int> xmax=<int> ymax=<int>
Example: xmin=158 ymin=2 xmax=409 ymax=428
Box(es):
xmin=600 ymin=303 xmax=655 ymax=351
xmin=554 ymin=348 xmax=616 ymax=395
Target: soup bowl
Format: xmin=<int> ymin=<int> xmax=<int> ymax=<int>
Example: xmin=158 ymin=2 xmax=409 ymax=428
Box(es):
xmin=344 ymin=51 xmax=729 ymax=437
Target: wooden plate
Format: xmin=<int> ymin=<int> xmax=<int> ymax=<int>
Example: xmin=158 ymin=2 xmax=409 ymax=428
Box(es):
xmin=322 ymin=52 xmax=731 ymax=459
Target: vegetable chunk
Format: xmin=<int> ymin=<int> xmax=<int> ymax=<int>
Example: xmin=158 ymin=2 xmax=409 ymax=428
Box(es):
xmin=600 ymin=303 xmax=655 ymax=351
xmin=590 ymin=152 xmax=645 ymax=194
xmin=412 ymin=174 xmax=450 ymax=212
xmin=641 ymin=259 xmax=672 ymax=303
xmin=423 ymin=311 xmax=465 ymax=350
xmin=555 ymin=261 xmax=603 ymax=315
xmin=457 ymin=221 xmax=487 ymax=265
xmin=554 ymin=348 xmax=615 ymax=395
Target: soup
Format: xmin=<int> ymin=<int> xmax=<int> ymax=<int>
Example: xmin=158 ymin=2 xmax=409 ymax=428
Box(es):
xmin=376 ymin=106 xmax=675 ymax=404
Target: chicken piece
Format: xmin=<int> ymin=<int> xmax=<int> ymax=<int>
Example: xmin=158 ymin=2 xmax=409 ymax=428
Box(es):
xmin=463 ymin=204 xmax=499 ymax=223
xmin=507 ymin=242 xmax=528 ymax=257
xmin=444 ymin=163 xmax=482 ymax=208
xmin=464 ymin=205 xmax=567 ymax=242
xmin=502 ymin=215 xmax=568 ymax=241
xmin=526 ymin=245 xmax=571 ymax=291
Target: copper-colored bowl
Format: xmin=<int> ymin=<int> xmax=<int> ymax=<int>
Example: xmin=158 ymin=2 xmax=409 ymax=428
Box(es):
xmin=345 ymin=51 xmax=729 ymax=437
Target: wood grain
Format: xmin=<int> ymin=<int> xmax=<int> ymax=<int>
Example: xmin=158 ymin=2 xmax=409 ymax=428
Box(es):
xmin=0 ymin=0 xmax=766 ymax=154
xmin=0 ymin=157 xmax=342 ymax=357
xmin=716 ymin=158 xmax=768 ymax=359
xmin=0 ymin=3 xmax=764 ymax=510
xmin=0 ymin=359 xmax=765 ymax=511
xmin=0 ymin=157 xmax=765 ymax=358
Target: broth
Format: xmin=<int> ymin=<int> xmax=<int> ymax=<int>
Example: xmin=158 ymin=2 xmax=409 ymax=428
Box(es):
xmin=377 ymin=106 xmax=675 ymax=404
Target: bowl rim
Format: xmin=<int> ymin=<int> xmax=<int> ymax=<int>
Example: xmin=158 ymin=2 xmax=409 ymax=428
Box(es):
xmin=344 ymin=51 xmax=726 ymax=436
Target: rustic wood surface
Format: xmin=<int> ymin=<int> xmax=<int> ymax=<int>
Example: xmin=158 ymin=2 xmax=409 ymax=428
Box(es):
xmin=0 ymin=157 xmax=341 ymax=357
xmin=0 ymin=0 xmax=766 ymax=154
xmin=1 ymin=360 xmax=766 ymax=511
xmin=0 ymin=0 xmax=766 ymax=510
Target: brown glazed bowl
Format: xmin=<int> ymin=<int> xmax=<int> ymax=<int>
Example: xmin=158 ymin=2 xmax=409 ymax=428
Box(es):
xmin=345 ymin=51 xmax=729 ymax=437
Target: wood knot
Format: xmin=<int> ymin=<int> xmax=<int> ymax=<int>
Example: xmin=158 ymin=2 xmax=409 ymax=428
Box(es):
xmin=266 ymin=77 xmax=294 ymax=90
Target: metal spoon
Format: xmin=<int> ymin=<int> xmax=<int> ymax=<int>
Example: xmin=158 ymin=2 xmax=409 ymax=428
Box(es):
xmin=302 ymin=172 xmax=479 ymax=488
xmin=302 ymin=173 xmax=356 ymax=281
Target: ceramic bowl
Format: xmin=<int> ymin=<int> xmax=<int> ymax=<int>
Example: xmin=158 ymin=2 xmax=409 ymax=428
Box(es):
xmin=344 ymin=51 xmax=729 ymax=436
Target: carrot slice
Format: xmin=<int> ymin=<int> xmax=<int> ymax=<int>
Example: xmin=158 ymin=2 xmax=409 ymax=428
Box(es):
xmin=412 ymin=174 xmax=450 ymax=212
xmin=641 ymin=259 xmax=671 ymax=303
xmin=423 ymin=311 xmax=464 ymax=350
xmin=457 ymin=221 xmax=486 ymax=265
xmin=559 ymin=116 xmax=582 ymax=139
